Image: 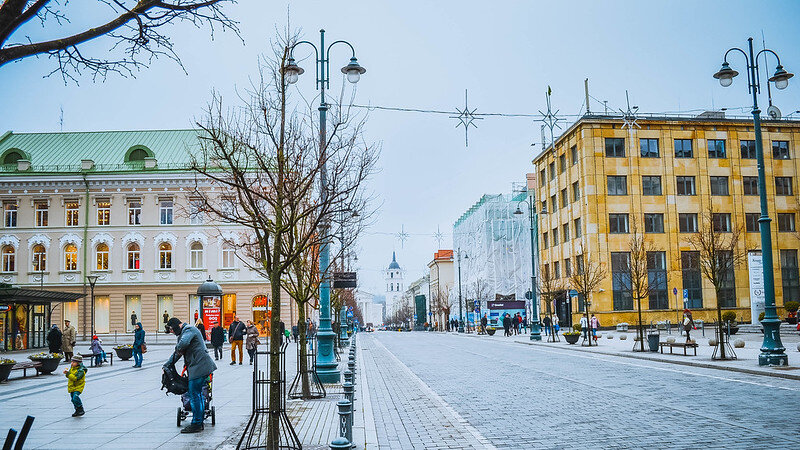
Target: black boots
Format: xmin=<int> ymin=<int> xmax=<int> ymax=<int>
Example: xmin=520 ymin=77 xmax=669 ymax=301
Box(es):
xmin=72 ymin=407 xmax=85 ymax=417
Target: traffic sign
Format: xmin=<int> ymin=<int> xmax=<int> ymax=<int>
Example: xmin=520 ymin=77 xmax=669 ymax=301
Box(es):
xmin=569 ymin=289 xmax=578 ymax=297
xmin=347 ymin=311 xmax=353 ymax=318
xmin=673 ymin=287 xmax=678 ymax=295
xmin=683 ymin=289 xmax=689 ymax=299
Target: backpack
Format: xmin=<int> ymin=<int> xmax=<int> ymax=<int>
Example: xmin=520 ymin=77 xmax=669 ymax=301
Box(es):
xmin=161 ymin=363 xmax=189 ymax=395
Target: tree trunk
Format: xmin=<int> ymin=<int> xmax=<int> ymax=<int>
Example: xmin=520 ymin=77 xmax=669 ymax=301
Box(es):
xmin=715 ymin=288 xmax=726 ymax=359
xmin=268 ymin=270 xmax=282 ymax=449
xmin=297 ymin=303 xmax=311 ymax=398
xmin=636 ymin=295 xmax=645 ymax=352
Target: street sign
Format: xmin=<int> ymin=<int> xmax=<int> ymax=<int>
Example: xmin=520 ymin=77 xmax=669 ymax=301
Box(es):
xmin=333 ymin=272 xmax=357 ymax=289
xmin=413 ymin=314 xmax=417 ymax=320
xmin=347 ymin=311 xmax=354 ymax=318
xmin=0 ymin=304 xmax=8 ymax=312
xmin=473 ymin=300 xmax=480 ymax=307
xmin=568 ymin=289 xmax=578 ymax=297
xmin=673 ymin=287 xmax=678 ymax=295
xmin=683 ymin=289 xmax=689 ymax=299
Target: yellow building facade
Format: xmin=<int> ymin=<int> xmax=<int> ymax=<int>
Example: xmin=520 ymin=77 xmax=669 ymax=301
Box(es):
xmin=531 ymin=114 xmax=800 ymax=326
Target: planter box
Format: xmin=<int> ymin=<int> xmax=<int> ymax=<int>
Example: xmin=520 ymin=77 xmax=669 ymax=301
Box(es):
xmin=564 ymin=334 xmax=580 ymax=344
xmin=486 ymin=328 xmax=496 ymax=336
xmin=114 ymin=347 xmax=134 ymax=361
xmin=31 ymin=358 xmax=60 ymax=374
xmin=0 ymin=363 xmax=13 ymax=382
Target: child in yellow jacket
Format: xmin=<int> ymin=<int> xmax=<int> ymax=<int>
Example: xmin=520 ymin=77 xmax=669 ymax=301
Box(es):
xmin=64 ymin=355 xmax=87 ymax=417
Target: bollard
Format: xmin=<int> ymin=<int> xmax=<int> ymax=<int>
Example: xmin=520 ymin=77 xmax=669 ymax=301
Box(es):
xmin=343 ymin=369 xmax=353 ymax=385
xmin=330 ymin=437 xmax=350 ymax=450
xmin=343 ymin=381 xmax=354 ymax=405
xmin=336 ymin=400 xmax=353 ymax=447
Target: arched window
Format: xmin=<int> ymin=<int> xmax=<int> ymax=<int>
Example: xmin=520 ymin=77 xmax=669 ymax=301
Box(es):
xmin=221 ymin=244 xmax=235 ymax=269
xmin=3 ymin=151 xmax=23 ymax=165
xmin=96 ymin=243 xmax=109 ymax=270
xmin=64 ymin=244 xmax=78 ymax=271
xmin=1 ymin=246 xmax=15 ymax=272
xmin=159 ymin=242 xmax=172 ymax=269
xmin=127 ymin=243 xmax=140 ymax=270
xmin=128 ymin=148 xmax=148 ymax=161
xmin=189 ymin=242 xmax=203 ymax=269
xmin=32 ymin=244 xmax=46 ymax=271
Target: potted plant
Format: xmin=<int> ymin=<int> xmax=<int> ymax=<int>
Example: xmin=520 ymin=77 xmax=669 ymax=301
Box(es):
xmin=784 ymin=301 xmax=799 ymax=324
xmin=486 ymin=326 xmax=496 ymax=336
xmin=721 ymin=311 xmax=739 ymax=335
xmin=0 ymin=358 xmax=16 ymax=382
xmin=28 ymin=352 xmax=62 ymax=374
xmin=564 ymin=323 xmax=581 ymax=344
xmin=113 ymin=344 xmax=134 ymax=361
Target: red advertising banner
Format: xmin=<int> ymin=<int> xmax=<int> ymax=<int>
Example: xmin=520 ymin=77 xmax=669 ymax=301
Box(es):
xmin=201 ymin=295 xmax=222 ymax=340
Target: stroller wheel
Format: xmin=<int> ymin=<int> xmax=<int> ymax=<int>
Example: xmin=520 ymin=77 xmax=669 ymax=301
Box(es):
xmin=211 ymin=406 xmax=216 ymax=426
xmin=177 ymin=407 xmax=182 ymax=426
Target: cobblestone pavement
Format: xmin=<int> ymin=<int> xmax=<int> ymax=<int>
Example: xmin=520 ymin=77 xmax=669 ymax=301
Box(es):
xmin=366 ymin=331 xmax=800 ymax=449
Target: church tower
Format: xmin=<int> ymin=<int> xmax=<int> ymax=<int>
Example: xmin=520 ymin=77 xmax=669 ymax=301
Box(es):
xmin=384 ymin=251 xmax=404 ymax=315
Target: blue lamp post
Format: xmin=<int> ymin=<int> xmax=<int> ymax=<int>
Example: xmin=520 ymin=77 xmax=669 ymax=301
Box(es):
xmin=514 ymin=193 xmax=542 ymax=341
xmin=285 ymin=30 xmax=366 ymax=382
xmin=713 ymin=37 xmax=793 ymax=366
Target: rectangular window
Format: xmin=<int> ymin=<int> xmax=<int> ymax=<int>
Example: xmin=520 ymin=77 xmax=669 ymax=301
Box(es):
xmin=559 ymin=154 xmax=567 ymax=173
xmin=34 ymin=203 xmax=48 ymax=227
xmin=576 ymin=254 xmax=585 ymax=275
xmin=551 ymin=195 xmax=557 ymax=212
xmin=781 ymin=250 xmax=800 ymax=306
xmin=681 ymin=251 xmax=702 ymax=309
xmin=221 ymin=245 xmax=236 ymax=269
xmin=607 ymin=175 xmax=628 ymax=195
xmin=743 ymin=177 xmax=759 ymax=195
xmin=543 ymin=264 xmax=549 ymax=281
xmin=574 ymin=218 xmax=582 ymax=238
xmin=553 ymin=261 xmax=560 ymax=279
xmin=778 ymin=213 xmax=796 ymax=232
xmin=611 ymin=252 xmax=633 ymax=311
xmin=776 ymin=177 xmax=794 ymax=196
xmin=3 ymin=202 xmax=16 ymax=228
xmin=189 ymin=200 xmax=204 ymax=225
xmin=562 ymin=223 xmax=570 ymax=241
xmin=609 ymin=213 xmax=629 ymax=233
xmin=679 ymin=213 xmax=698 ymax=233
xmin=542 ymin=232 xmax=548 ymax=249
xmin=745 ymin=213 xmax=760 ymax=232
xmin=741 ymin=140 xmax=757 ymax=159
xmin=572 ymin=181 xmax=580 ymax=202
xmin=647 ymin=251 xmax=668 ymax=310
xmin=541 ymin=200 xmax=548 ymax=214
xmin=773 ymin=141 xmax=790 ymax=160
xmin=564 ymin=259 xmax=572 ymax=277
xmin=571 ymin=146 xmax=578 ymax=165
xmin=97 ymin=201 xmax=111 ymax=226
xmin=676 ymin=176 xmax=696 ymax=195
xmin=710 ymin=176 xmax=729 ymax=196
xmin=712 ymin=213 xmax=732 ymax=232
xmin=642 ymin=176 xmax=662 ymax=195
xmin=644 ymin=213 xmax=664 ymax=233
xmin=708 ymin=139 xmax=727 ymax=158
xmin=674 ymin=139 xmax=693 ymax=158
xmin=549 ymin=162 xmax=556 ymax=180
xmin=160 ymin=200 xmax=174 ymax=225
xmin=65 ymin=202 xmax=79 ymax=227
xmin=128 ymin=201 xmax=141 ymax=225
xmin=605 ymin=138 xmax=625 ymax=157
xmin=552 ymin=228 xmax=559 ymax=246
xmin=539 ymin=170 xmax=546 ymax=187
xmin=640 ymin=138 xmax=659 ymax=157
xmin=561 ymin=188 xmax=568 ymax=208
xmin=717 ymin=250 xmax=737 ymax=308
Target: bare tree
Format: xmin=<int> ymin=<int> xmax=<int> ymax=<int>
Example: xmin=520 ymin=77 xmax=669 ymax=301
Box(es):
xmin=538 ymin=266 xmax=563 ymax=341
xmin=626 ymin=220 xmax=657 ymax=352
xmin=568 ymin=246 xmax=606 ymax=345
xmin=688 ymin=206 xmax=745 ymax=360
xmin=0 ymin=0 xmax=239 ymax=82
xmin=469 ymin=278 xmax=490 ymax=332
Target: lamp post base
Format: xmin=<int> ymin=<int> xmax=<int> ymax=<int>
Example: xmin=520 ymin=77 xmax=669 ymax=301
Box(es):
xmin=529 ymin=323 xmax=542 ymax=341
xmin=315 ymin=330 xmax=341 ymax=383
xmin=759 ymin=352 xmax=788 ymax=366
xmin=759 ymin=318 xmax=788 ymax=366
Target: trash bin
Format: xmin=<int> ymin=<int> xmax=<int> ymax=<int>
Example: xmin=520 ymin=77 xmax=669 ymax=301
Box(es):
xmin=647 ymin=334 xmax=660 ymax=352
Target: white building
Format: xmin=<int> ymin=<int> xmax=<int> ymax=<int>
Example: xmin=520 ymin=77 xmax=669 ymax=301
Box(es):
xmin=355 ymin=289 xmax=384 ymax=326
xmin=383 ymin=251 xmax=403 ymax=315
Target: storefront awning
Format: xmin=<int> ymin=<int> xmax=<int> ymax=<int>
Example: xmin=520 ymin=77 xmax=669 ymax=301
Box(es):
xmin=0 ymin=286 xmax=84 ymax=305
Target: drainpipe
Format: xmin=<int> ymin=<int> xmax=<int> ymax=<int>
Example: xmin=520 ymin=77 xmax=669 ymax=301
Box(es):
xmin=81 ymin=173 xmax=90 ymax=339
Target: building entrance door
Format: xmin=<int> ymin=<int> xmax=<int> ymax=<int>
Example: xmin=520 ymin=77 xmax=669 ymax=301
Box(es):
xmin=554 ymin=292 xmax=572 ymax=328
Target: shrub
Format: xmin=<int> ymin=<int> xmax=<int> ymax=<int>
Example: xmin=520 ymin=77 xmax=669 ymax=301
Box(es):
xmin=563 ymin=330 xmax=581 ymax=336
xmin=721 ymin=311 xmax=737 ymax=323
xmin=759 ymin=311 xmax=766 ymax=321
xmin=573 ymin=322 xmax=582 ymax=333
xmin=0 ymin=358 xmax=16 ymax=364
xmin=784 ymin=301 xmax=800 ymax=313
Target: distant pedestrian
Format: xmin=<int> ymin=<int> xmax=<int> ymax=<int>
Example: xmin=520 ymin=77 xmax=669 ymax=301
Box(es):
xmin=245 ymin=320 xmax=260 ymax=365
xmin=522 ymin=316 xmax=528 ymax=334
xmin=64 ymin=355 xmax=87 ymax=417
xmin=543 ymin=315 xmax=552 ymax=336
xmin=590 ymin=314 xmax=600 ymax=341
xmin=228 ymin=316 xmax=245 ymax=365
xmin=292 ymin=325 xmax=299 ymax=343
xmin=210 ymin=324 xmax=225 ymax=360
xmin=580 ymin=315 xmax=589 ymax=341
xmin=683 ymin=310 xmax=695 ymax=342
xmin=163 ymin=310 xmax=170 ymax=333
xmin=62 ymin=319 xmax=76 ymax=362
xmin=513 ymin=313 xmax=520 ymax=335
xmin=480 ymin=314 xmax=488 ymax=334
xmin=195 ymin=318 xmax=206 ymax=341
xmin=90 ymin=335 xmax=106 ymax=366
xmin=47 ymin=324 xmax=62 ymax=354
xmin=553 ymin=314 xmax=560 ymax=333
xmin=502 ymin=313 xmax=512 ymax=336
xmin=133 ymin=322 xmax=145 ymax=367
xmin=279 ymin=321 xmax=286 ymax=345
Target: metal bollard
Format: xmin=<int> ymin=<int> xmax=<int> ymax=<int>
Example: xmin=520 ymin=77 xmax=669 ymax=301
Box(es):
xmin=343 ymin=381 xmax=354 ymax=405
xmin=343 ymin=369 xmax=353 ymax=385
xmin=330 ymin=437 xmax=350 ymax=450
xmin=336 ymin=399 xmax=353 ymax=447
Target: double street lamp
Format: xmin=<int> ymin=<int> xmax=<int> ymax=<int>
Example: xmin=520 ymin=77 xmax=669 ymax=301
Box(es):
xmin=514 ymin=196 xmax=542 ymax=341
xmin=713 ymin=37 xmax=793 ymax=366
xmin=456 ymin=249 xmax=468 ymax=333
xmin=284 ymin=30 xmax=365 ymax=383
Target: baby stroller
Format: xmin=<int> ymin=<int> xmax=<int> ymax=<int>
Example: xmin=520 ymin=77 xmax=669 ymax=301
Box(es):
xmin=176 ymin=369 xmax=215 ymax=427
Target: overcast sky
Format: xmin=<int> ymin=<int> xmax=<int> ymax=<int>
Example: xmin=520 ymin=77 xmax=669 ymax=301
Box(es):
xmin=1 ymin=1 xmax=799 ymax=295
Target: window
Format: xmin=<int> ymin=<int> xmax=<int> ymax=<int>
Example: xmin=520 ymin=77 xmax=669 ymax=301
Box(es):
xmin=540 ymin=201 xmax=548 ymax=214
xmin=676 ymin=176 xmax=696 ymax=195
xmin=710 ymin=176 xmax=729 ymax=196
xmin=640 ymin=138 xmax=659 ymax=157
xmin=562 ymin=223 xmax=570 ymax=241
xmin=4 ymin=202 xmax=17 ymax=228
xmin=552 ymin=228 xmax=559 ymax=246
xmin=553 ymin=261 xmax=560 ymax=279
xmin=158 ymin=242 xmax=172 ymax=269
xmin=778 ymin=213 xmax=796 ymax=232
xmin=160 ymin=200 xmax=174 ymax=225
xmin=2 ymin=151 xmax=22 ymax=165
xmin=776 ymin=177 xmax=793 ymax=196
xmin=741 ymin=140 xmax=757 ymax=159
xmin=543 ymin=264 xmax=550 ymax=281
xmin=717 ymin=250 xmax=737 ymax=308
xmin=572 ymin=182 xmax=580 ymax=202
xmin=564 ymin=259 xmax=572 ymax=277
xmin=781 ymin=250 xmax=800 ymax=304
xmin=32 ymin=244 xmax=46 ymax=271
xmin=561 ymin=189 xmax=568 ymax=208
xmin=549 ymin=162 xmax=556 ymax=181
xmin=189 ymin=200 xmax=204 ymax=225
xmin=611 ymin=252 xmax=632 ymax=311
xmin=551 ymin=195 xmax=557 ymax=212
xmin=574 ymin=218 xmax=582 ymax=238
xmin=128 ymin=201 xmax=141 ymax=225
xmin=642 ymin=176 xmax=662 ymax=195
xmin=32 ymin=202 xmax=48 ymax=227
xmin=605 ymin=138 xmax=625 ymax=157
xmin=679 ymin=213 xmax=698 ymax=233
xmin=674 ymin=139 xmax=693 ymax=158
xmin=576 ymin=254 xmax=585 ymax=275
xmin=607 ymin=176 xmax=627 ymax=195
xmin=644 ymin=213 xmax=664 ymax=233
xmin=95 ymin=243 xmax=109 ymax=270
xmin=190 ymin=242 xmax=204 ymax=269
xmin=127 ymin=243 xmax=140 ymax=270
xmin=743 ymin=177 xmax=759 ymax=195
xmin=559 ymin=154 xmax=567 ymax=173
xmin=647 ymin=252 xmax=668 ymax=310
xmin=773 ymin=141 xmax=790 ymax=160
xmin=1 ymin=246 xmax=14 ymax=272
xmin=609 ymin=213 xmax=629 ymax=233
xmin=708 ymin=139 xmax=726 ymax=158
xmin=221 ymin=244 xmax=236 ymax=269
xmin=712 ymin=213 xmax=732 ymax=232
xmin=128 ymin=148 xmax=149 ymax=161
xmin=682 ymin=251 xmax=702 ymax=308
xmin=745 ymin=213 xmax=760 ymax=232
xmin=97 ymin=201 xmax=110 ymax=226
xmin=571 ymin=146 xmax=578 ymax=165
xmin=542 ymin=232 xmax=548 ymax=249
xmin=65 ymin=202 xmax=79 ymax=226
xmin=539 ymin=170 xmax=546 ymax=187
xmin=64 ymin=244 xmax=78 ymax=271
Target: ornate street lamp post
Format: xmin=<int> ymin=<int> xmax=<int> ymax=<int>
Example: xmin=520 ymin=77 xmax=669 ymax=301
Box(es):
xmin=713 ymin=37 xmax=793 ymax=366
xmin=515 ymin=194 xmax=542 ymax=341
xmin=284 ymin=30 xmax=366 ymax=382
xmin=86 ymin=275 xmax=99 ymax=340
xmin=456 ymin=249 xmax=467 ymax=333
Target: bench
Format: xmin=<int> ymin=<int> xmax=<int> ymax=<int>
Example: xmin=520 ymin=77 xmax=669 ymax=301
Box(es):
xmin=78 ymin=352 xmax=113 ymax=367
xmin=9 ymin=361 xmax=42 ymax=378
xmin=659 ymin=341 xmax=698 ymax=356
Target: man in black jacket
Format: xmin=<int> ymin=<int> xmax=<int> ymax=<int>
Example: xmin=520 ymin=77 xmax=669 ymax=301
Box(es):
xmin=502 ymin=313 xmax=512 ymax=337
xmin=228 ymin=316 xmax=245 ymax=365
xmin=210 ymin=325 xmax=224 ymax=360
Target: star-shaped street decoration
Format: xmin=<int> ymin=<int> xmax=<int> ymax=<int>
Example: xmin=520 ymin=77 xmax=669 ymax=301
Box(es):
xmin=433 ymin=226 xmax=445 ymax=248
xmin=538 ymin=86 xmax=563 ymax=148
xmin=396 ymin=224 xmax=410 ymax=249
xmin=450 ymin=89 xmax=483 ymax=147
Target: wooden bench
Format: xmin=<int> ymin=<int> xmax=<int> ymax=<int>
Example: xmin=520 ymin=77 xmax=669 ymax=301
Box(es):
xmin=659 ymin=341 xmax=698 ymax=356
xmin=79 ymin=352 xmax=113 ymax=367
xmin=9 ymin=361 xmax=42 ymax=378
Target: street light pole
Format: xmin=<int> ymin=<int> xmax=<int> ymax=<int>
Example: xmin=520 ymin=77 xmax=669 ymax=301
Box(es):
xmin=457 ymin=249 xmax=465 ymax=333
xmin=515 ymin=196 xmax=542 ymax=341
xmin=714 ymin=37 xmax=793 ymax=366
xmin=86 ymin=275 xmax=98 ymax=339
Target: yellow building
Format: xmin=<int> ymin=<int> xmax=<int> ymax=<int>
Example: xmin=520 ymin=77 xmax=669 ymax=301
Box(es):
xmin=530 ymin=113 xmax=800 ymax=327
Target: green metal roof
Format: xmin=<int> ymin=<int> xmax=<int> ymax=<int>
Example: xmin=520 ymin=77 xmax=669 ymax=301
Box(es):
xmin=0 ymin=129 xmax=202 ymax=175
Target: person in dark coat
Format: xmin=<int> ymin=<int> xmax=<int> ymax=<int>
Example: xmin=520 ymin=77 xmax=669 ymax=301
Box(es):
xmin=543 ymin=315 xmax=552 ymax=336
xmin=210 ymin=325 xmax=224 ymax=360
xmin=47 ymin=324 xmax=62 ymax=354
xmin=502 ymin=313 xmax=512 ymax=336
xmin=228 ymin=316 xmax=245 ymax=365
xmin=195 ymin=319 xmax=206 ymax=341
xmin=480 ymin=314 xmax=488 ymax=334
xmin=133 ymin=322 xmax=145 ymax=367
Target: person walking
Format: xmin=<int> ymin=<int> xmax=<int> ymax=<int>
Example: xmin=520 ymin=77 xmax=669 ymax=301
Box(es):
xmin=590 ymin=314 xmax=600 ymax=341
xmin=90 ymin=335 xmax=106 ymax=366
xmin=62 ymin=319 xmax=76 ymax=362
xmin=279 ymin=321 xmax=286 ymax=346
xmin=291 ymin=324 xmax=299 ymax=343
xmin=163 ymin=317 xmax=217 ymax=434
xmin=228 ymin=315 xmax=245 ymax=365
xmin=480 ymin=314 xmax=488 ymax=334
xmin=513 ymin=313 xmax=521 ymax=335
xmin=47 ymin=324 xmax=62 ymax=354
xmin=245 ymin=320 xmax=260 ymax=365
xmin=64 ymin=355 xmax=87 ymax=417
xmin=210 ymin=324 xmax=224 ymax=360
xmin=579 ymin=315 xmax=589 ymax=341
xmin=683 ymin=309 xmax=695 ymax=343
xmin=502 ymin=313 xmax=512 ymax=337
xmin=163 ymin=310 xmax=170 ymax=333
xmin=522 ymin=316 xmax=528 ymax=334
xmin=543 ymin=315 xmax=552 ymax=336
xmin=133 ymin=322 xmax=145 ymax=367
xmin=195 ymin=318 xmax=206 ymax=341
xmin=130 ymin=310 xmax=137 ymax=331
xmin=552 ymin=314 xmax=560 ymax=333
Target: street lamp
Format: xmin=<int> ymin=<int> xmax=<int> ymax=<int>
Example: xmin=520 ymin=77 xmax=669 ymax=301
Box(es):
xmin=514 ymin=195 xmax=542 ymax=341
xmin=714 ymin=37 xmax=793 ymax=366
xmin=86 ymin=275 xmax=99 ymax=340
xmin=287 ymin=30 xmax=365 ymax=383
xmin=456 ymin=249 xmax=468 ymax=333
